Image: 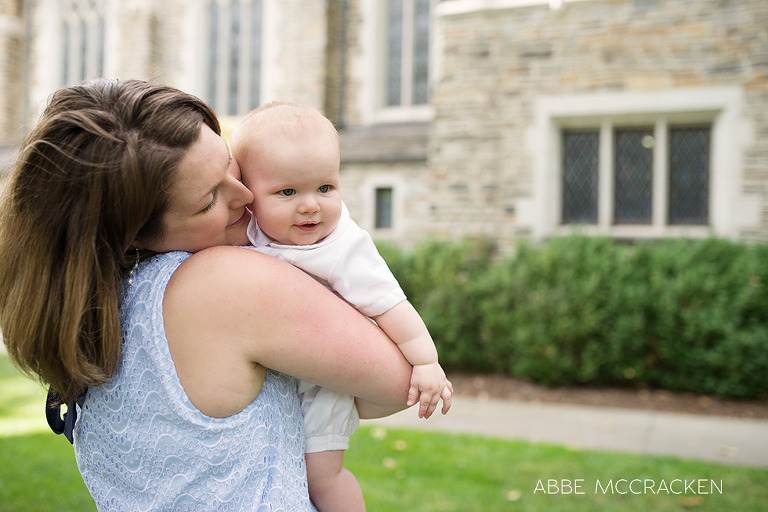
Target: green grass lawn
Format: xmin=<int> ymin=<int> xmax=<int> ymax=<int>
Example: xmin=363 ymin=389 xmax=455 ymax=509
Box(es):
xmin=2 ymin=353 xmax=767 ymax=511
xmin=348 ymin=426 xmax=768 ymax=511
xmin=0 ymin=351 xmax=97 ymax=511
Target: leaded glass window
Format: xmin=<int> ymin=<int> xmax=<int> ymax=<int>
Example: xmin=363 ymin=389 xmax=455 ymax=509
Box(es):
xmin=385 ymin=0 xmax=431 ymax=108
xmin=562 ymin=130 xmax=599 ymax=224
xmin=614 ymin=128 xmax=653 ymax=224
xmin=248 ymin=0 xmax=262 ymax=111
xmin=561 ymin=122 xmax=711 ymax=229
xmin=412 ymin=0 xmax=431 ymax=105
xmin=62 ymin=0 xmax=105 ymax=86
xmin=227 ymin=0 xmax=242 ymax=116
xmin=386 ymin=1 xmax=403 ymax=106
xmin=206 ymin=0 xmax=262 ymax=116
xmin=207 ymin=1 xmax=219 ymax=107
xmin=669 ymin=127 xmax=710 ymax=225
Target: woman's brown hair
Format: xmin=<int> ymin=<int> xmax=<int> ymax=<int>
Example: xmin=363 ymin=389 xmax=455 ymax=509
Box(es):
xmin=0 ymin=79 xmax=220 ymax=404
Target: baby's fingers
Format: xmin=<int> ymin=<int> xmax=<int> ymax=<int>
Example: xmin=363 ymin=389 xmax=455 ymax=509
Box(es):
xmin=407 ymin=385 xmax=420 ymax=407
xmin=419 ymin=392 xmax=440 ymax=419
xmin=440 ymin=381 xmax=453 ymax=415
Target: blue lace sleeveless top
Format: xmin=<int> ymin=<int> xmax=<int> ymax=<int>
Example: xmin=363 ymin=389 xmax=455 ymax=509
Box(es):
xmin=73 ymin=251 xmax=317 ymax=511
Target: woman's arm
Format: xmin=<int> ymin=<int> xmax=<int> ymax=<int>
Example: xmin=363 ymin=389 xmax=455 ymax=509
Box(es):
xmin=163 ymin=245 xmax=412 ymax=418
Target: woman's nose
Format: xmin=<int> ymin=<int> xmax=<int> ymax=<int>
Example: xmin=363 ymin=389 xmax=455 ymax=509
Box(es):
xmin=230 ymin=177 xmax=254 ymax=208
xmin=228 ymin=158 xmax=254 ymax=207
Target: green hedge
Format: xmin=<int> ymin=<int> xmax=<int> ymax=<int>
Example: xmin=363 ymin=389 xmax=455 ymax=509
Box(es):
xmin=378 ymin=236 xmax=768 ymax=399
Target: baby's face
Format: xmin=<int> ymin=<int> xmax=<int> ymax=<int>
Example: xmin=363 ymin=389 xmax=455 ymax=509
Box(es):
xmin=242 ymin=134 xmax=342 ymax=246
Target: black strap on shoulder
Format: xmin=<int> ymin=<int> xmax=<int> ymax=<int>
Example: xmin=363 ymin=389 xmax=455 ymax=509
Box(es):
xmin=45 ymin=387 xmax=85 ymax=444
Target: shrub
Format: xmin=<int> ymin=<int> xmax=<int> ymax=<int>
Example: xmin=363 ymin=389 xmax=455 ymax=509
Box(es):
xmin=378 ymin=235 xmax=768 ymax=399
xmin=640 ymin=238 xmax=768 ymax=397
xmin=378 ymin=238 xmax=497 ymax=372
xmin=476 ymin=237 xmax=648 ymax=385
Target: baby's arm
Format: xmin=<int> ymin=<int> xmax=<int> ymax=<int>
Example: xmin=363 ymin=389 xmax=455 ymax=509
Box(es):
xmin=373 ymin=300 xmax=452 ymax=419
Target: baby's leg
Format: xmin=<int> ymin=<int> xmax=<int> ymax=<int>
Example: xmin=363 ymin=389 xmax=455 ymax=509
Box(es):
xmin=306 ymin=450 xmax=365 ymax=512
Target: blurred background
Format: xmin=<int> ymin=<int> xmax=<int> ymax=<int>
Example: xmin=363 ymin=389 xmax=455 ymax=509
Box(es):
xmin=2 ymin=0 xmax=768 ymax=400
xmin=1 ymin=0 xmax=766 ymax=252
xmin=1 ymin=3 xmax=767 ymax=509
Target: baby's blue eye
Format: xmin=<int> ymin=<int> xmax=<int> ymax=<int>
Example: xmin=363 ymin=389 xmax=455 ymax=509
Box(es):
xmin=318 ymin=185 xmax=331 ymax=193
xmin=280 ymin=189 xmax=296 ymax=197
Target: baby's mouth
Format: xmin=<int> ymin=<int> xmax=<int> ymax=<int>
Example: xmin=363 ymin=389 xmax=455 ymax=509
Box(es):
xmin=296 ymin=222 xmax=320 ymax=232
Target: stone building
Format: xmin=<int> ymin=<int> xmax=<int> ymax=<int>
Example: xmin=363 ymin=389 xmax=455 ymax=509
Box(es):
xmin=1 ymin=0 xmax=766 ymax=250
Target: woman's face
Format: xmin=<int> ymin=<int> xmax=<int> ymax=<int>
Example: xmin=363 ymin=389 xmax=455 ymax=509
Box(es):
xmin=138 ymin=124 xmax=254 ymax=253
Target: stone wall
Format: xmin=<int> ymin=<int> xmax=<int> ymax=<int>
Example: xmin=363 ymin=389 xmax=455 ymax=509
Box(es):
xmin=0 ymin=0 xmax=25 ymax=150
xmin=3 ymin=0 xmax=767 ymax=246
xmin=429 ymin=0 xmax=768 ymax=245
xmin=340 ymin=122 xmax=430 ymax=245
xmin=265 ymin=0 xmax=329 ymax=109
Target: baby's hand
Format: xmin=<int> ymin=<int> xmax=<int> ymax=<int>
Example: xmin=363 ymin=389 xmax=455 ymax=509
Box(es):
xmin=407 ymin=362 xmax=453 ymax=419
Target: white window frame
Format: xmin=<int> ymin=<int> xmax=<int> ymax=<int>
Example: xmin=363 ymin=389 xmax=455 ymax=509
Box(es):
xmin=523 ymin=87 xmax=757 ymax=240
xmin=434 ymin=0 xmax=593 ymax=16
xmin=357 ymin=0 xmax=436 ymax=125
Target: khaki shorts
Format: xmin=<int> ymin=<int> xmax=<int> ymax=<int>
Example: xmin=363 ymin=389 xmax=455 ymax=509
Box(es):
xmin=298 ymin=381 xmax=360 ymax=453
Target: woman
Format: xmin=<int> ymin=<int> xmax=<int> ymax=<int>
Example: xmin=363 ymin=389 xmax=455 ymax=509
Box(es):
xmin=0 ymin=79 xmax=414 ymax=510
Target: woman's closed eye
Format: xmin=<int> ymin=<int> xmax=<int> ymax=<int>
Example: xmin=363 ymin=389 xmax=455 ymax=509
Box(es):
xmin=198 ymin=191 xmax=218 ymax=213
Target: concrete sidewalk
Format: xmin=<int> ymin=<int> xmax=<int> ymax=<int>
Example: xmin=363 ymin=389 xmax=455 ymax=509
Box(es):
xmin=363 ymin=396 xmax=768 ymax=468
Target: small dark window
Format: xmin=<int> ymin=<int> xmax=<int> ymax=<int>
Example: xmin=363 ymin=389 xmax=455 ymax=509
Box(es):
xmin=375 ymin=187 xmax=394 ymax=229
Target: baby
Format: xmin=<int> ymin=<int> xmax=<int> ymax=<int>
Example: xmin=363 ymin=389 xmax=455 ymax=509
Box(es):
xmin=231 ymin=102 xmax=452 ymax=511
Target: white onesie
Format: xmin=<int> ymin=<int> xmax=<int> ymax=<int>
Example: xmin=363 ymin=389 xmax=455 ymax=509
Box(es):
xmin=247 ymin=202 xmax=406 ymax=452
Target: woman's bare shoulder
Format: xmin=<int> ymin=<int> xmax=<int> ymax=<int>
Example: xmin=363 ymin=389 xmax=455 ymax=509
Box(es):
xmin=178 ymin=245 xmax=275 ymax=275
xmin=164 ymin=245 xmax=411 ymax=411
xmin=171 ymin=246 xmax=302 ymax=289
xmin=165 ymin=246 xmax=301 ymax=312
xmin=164 ymin=245 xmax=329 ymax=327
